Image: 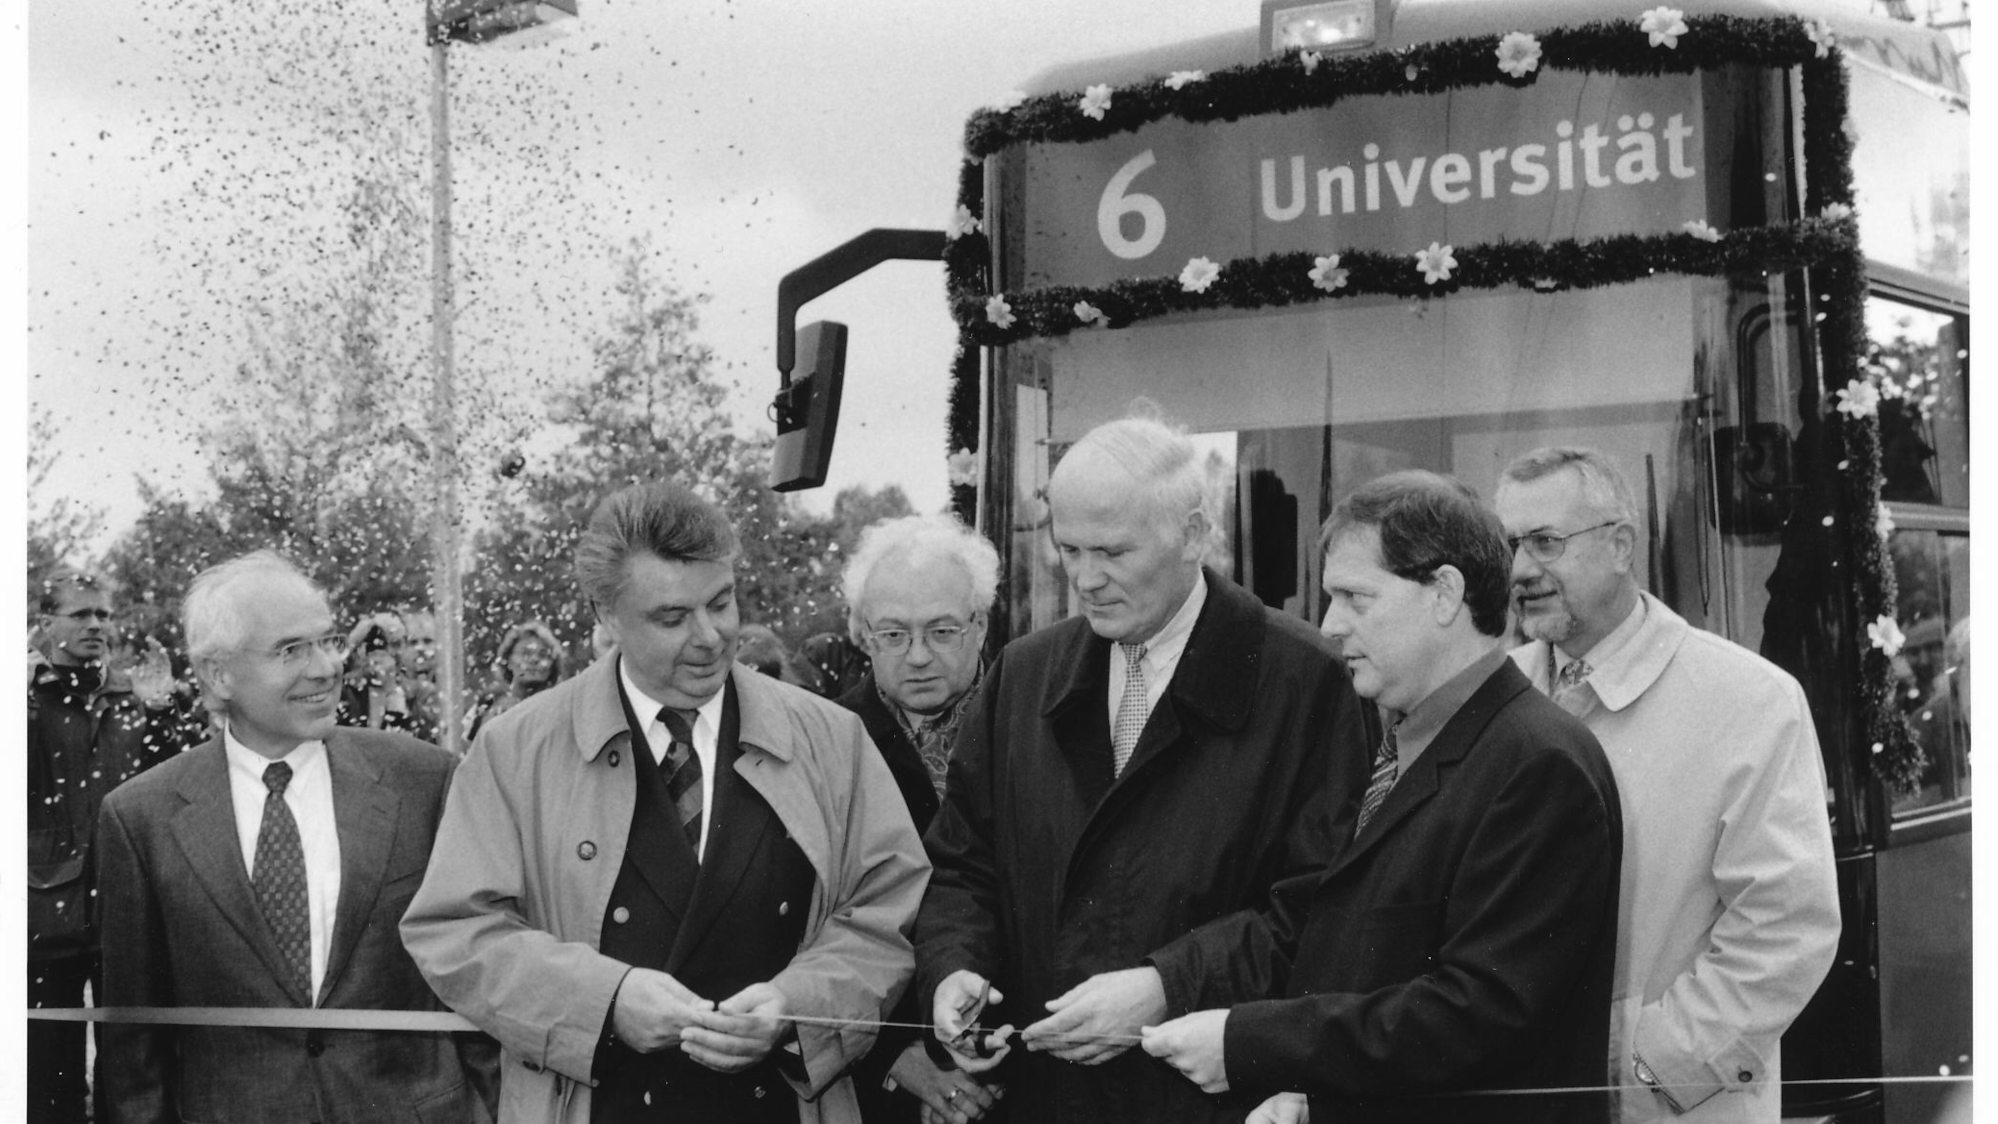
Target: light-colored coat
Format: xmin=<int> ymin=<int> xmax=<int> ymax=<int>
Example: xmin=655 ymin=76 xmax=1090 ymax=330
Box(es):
xmin=1513 ymin=593 xmax=1839 ymax=1123
xmin=400 ymin=659 xmax=929 ymax=1124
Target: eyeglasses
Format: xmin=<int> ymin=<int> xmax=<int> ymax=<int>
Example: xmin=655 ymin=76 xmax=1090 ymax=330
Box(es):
xmin=866 ymin=622 xmax=976 ymax=657
xmin=61 ymin=608 xmax=113 ymax=623
xmin=1506 ymin=521 xmax=1622 ymax=564
xmin=253 ymin=634 xmax=350 ymax=668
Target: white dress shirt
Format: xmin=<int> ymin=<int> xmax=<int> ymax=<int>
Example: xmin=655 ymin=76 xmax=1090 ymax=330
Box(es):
xmin=1105 ymin=571 xmax=1209 ymax=734
xmin=223 ymin=729 xmax=342 ymax=1004
xmin=619 ymin=659 xmax=724 ymax=860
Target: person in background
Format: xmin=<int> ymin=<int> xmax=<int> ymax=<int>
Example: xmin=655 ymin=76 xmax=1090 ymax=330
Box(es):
xmin=28 ymin=568 xmax=189 ymax=1124
xmin=336 ymin=613 xmax=413 ymax=733
xmin=402 ymin=480 xmax=928 ymax=1123
xmin=836 ymin=514 xmax=1001 ymax=1124
xmin=736 ymin=623 xmax=794 ymax=681
xmin=917 ymin=415 xmax=1368 ymax=1124
xmin=399 ymin=608 xmax=444 ymax=743
xmin=791 ymin=631 xmax=871 ymax=699
xmin=94 ymin=550 xmax=495 ymax=1124
xmin=465 ymin=619 xmax=570 ymax=742
xmin=1493 ymin=446 xmax=1838 ymax=1123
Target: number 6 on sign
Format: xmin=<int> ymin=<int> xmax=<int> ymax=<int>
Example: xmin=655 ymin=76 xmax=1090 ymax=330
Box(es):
xmin=1098 ymin=150 xmax=1166 ymax=260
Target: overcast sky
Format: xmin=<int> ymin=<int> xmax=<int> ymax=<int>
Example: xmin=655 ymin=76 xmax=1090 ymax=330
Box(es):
xmin=25 ymin=0 xmax=1253 ymax=552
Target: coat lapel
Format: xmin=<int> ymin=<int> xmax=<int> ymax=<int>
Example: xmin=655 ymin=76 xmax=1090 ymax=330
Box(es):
xmin=168 ymin=740 xmax=312 ymax=1007
xmin=319 ymin=732 xmax=399 ymax=1005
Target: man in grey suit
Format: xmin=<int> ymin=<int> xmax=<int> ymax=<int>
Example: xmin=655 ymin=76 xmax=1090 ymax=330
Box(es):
xmin=94 ymin=550 xmax=494 ymax=1124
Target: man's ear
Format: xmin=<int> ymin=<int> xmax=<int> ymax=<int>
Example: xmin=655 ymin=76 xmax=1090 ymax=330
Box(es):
xmin=196 ymin=655 xmax=233 ymax=704
xmin=1429 ymin=565 xmax=1469 ymax=626
xmin=1608 ymin=521 xmax=1640 ymax=575
xmin=1181 ymin=508 xmax=1211 ymax=562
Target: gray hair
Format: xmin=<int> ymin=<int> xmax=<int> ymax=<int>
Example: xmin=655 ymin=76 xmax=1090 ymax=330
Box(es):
xmin=1050 ymin=414 xmax=1212 ymax=542
xmin=574 ymin=481 xmax=739 ymax=610
xmin=841 ymin=514 xmax=1001 ymax=640
xmin=183 ymin=550 xmax=324 ymax=663
xmin=1496 ymin=446 xmax=1639 ymax=524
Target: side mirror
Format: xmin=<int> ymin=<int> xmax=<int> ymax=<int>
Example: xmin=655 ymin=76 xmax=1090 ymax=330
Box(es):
xmin=771 ymin=321 xmax=847 ymax=492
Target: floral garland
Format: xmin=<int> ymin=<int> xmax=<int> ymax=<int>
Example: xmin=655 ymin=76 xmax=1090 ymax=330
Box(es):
xmin=940 ymin=9 xmax=1918 ymax=788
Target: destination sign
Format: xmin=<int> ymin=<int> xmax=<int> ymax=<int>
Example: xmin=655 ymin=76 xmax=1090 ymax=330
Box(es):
xmin=1021 ymin=71 xmax=1709 ymax=289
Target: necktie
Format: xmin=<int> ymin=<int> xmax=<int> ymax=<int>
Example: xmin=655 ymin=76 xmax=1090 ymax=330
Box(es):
xmin=251 ymin=761 xmax=311 ymax=999
xmin=1553 ymin=656 xmax=1594 ymax=717
xmin=1354 ymin=721 xmax=1401 ymax=835
xmin=658 ymin=708 xmax=705 ymax=852
xmin=1111 ymin=643 xmax=1149 ymax=777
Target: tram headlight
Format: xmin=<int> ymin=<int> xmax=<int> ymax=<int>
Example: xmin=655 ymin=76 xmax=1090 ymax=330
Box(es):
xmin=1262 ymin=0 xmax=1380 ymax=54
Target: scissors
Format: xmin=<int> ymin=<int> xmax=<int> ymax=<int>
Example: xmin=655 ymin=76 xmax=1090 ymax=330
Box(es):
xmin=950 ymin=979 xmax=1012 ymax=1059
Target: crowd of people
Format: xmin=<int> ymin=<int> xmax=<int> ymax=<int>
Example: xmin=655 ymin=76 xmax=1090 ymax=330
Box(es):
xmin=29 ymin=416 xmax=1842 ymax=1124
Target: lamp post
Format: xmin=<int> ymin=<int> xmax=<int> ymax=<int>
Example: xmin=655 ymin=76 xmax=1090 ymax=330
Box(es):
xmin=425 ymin=0 xmax=576 ymax=754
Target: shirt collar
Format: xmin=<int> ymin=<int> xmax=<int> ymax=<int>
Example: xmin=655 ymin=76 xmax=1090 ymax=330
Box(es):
xmin=1131 ymin=569 xmax=1208 ymax=666
xmin=222 ymin=724 xmax=327 ymax=778
xmin=1390 ymin=645 xmax=1509 ymax=766
xmin=617 ymin=655 xmax=725 ymax=738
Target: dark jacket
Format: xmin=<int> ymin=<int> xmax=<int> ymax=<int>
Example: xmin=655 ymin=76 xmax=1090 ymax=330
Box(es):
xmin=28 ymin=662 xmax=187 ymax=961
xmin=1223 ymin=659 xmax=1623 ymax=1124
xmin=94 ymin=729 xmax=496 ymax=1124
xmin=916 ymin=571 xmax=1369 ymax=1124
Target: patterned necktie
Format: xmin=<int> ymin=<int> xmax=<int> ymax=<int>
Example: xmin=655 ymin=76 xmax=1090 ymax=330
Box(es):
xmin=658 ymin=708 xmax=705 ymax=852
xmin=251 ymin=761 xmax=311 ymax=999
xmin=1354 ymin=721 xmax=1401 ymax=835
xmin=1111 ymin=643 xmax=1149 ymax=777
xmin=1552 ymin=656 xmax=1595 ymax=717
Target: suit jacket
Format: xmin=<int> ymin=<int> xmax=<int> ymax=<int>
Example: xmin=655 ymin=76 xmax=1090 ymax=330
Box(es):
xmin=916 ymin=570 xmax=1369 ymax=1124
xmin=400 ymin=660 xmax=929 ymax=1124
xmin=1513 ymin=594 xmax=1839 ymax=1122
xmin=1223 ymin=658 xmax=1623 ymax=1124
xmin=94 ymin=728 xmax=493 ymax=1124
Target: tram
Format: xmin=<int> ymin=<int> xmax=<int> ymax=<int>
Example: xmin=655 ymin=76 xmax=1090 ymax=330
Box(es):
xmin=774 ymin=1 xmax=1968 ymax=1119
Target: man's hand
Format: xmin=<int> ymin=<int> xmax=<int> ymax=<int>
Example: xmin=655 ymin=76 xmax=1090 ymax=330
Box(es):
xmin=1020 ymin=966 xmax=1165 ymax=1064
xmin=890 ymin=1041 xmax=1002 ymax=1124
xmin=681 ymin=982 xmax=786 ymax=1073
xmin=1247 ymin=1091 xmax=1309 ymax=1124
xmin=128 ymin=639 xmax=178 ymax=709
xmin=610 ymin=969 xmax=715 ymax=1053
xmin=1140 ymin=1008 xmax=1231 ymax=1093
xmin=933 ymin=969 xmax=1012 ymax=1075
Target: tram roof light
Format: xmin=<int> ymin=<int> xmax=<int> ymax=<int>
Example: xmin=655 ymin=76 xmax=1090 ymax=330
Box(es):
xmin=428 ymin=0 xmax=577 ymax=46
xmin=1261 ymin=0 xmax=1384 ymax=55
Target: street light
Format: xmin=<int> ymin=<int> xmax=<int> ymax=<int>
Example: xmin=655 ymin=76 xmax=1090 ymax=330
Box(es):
xmin=423 ymin=0 xmax=576 ymax=754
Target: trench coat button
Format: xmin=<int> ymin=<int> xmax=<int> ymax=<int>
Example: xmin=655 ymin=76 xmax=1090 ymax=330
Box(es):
xmin=578 ymin=841 xmax=597 ymax=860
xmin=1738 ymin=1069 xmax=1754 ymax=1082
xmin=612 ymin=906 xmax=631 ymax=924
xmin=609 ymin=749 xmax=620 ymax=766
xmin=754 ymin=1085 xmax=768 ymax=1099
xmin=523 ymin=1059 xmax=543 ymax=1073
xmin=643 ymin=1091 xmax=652 ymax=1106
xmin=778 ymin=901 xmax=790 ymax=917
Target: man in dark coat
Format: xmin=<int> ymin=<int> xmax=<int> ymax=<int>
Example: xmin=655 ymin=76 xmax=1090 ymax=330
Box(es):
xmin=836 ymin=514 xmax=1002 ymax=1124
xmin=1143 ymin=470 xmax=1622 ymax=1124
xmin=28 ymin=568 xmax=192 ymax=1123
xmin=917 ymin=417 xmax=1369 ymax=1124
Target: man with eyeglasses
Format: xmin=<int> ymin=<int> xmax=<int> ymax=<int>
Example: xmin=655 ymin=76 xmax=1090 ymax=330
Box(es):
xmin=834 ymin=514 xmax=1001 ymax=1124
xmin=28 ymin=568 xmax=190 ymax=1123
xmin=917 ymin=416 xmax=1368 ymax=1124
xmin=1494 ymin=447 xmax=1838 ymax=1124
xmin=93 ymin=549 xmax=497 ymax=1124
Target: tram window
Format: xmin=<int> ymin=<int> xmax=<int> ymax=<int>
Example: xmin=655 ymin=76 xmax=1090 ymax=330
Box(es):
xmin=1865 ymin=297 xmax=1968 ymax=509
xmin=1886 ymin=522 xmax=1970 ymax=820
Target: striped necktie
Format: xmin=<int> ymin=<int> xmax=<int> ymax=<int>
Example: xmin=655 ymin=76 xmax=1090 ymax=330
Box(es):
xmin=1354 ymin=721 xmax=1401 ymax=835
xmin=251 ymin=761 xmax=312 ymax=999
xmin=1111 ymin=643 xmax=1149 ymax=776
xmin=658 ymin=708 xmax=705 ymax=853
